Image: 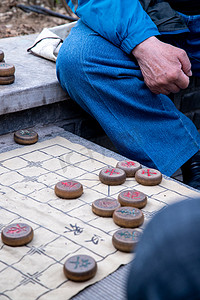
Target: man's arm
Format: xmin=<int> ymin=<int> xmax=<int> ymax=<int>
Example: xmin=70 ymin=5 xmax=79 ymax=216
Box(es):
xmin=66 ymin=0 xmax=160 ymax=53
xmin=66 ymin=0 xmax=192 ymax=94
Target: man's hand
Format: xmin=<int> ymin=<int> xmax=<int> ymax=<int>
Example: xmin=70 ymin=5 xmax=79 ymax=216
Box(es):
xmin=132 ymin=36 xmax=192 ymax=95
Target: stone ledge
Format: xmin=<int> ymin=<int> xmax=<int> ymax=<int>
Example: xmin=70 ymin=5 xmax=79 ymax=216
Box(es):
xmin=0 ymin=33 xmax=70 ymax=115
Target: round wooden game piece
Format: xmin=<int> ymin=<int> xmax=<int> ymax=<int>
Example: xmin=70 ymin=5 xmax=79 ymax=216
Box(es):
xmin=99 ymin=167 xmax=126 ymax=185
xmin=14 ymin=129 xmax=38 ymax=145
xmin=135 ymin=168 xmax=162 ymax=186
xmin=0 ymin=63 xmax=15 ymax=76
xmin=1 ymin=223 xmax=34 ymax=247
xmin=55 ymin=180 xmax=83 ymax=199
xmin=116 ymin=160 xmax=142 ymax=177
xmin=92 ymin=198 xmax=121 ymax=217
xmin=0 ymin=50 xmax=4 ymax=62
xmin=0 ymin=75 xmax=15 ymax=85
xmin=63 ymin=254 xmax=97 ymax=282
xmin=113 ymin=206 xmax=144 ymax=228
xmin=118 ymin=189 xmax=147 ymax=209
xmin=112 ymin=228 xmax=142 ymax=252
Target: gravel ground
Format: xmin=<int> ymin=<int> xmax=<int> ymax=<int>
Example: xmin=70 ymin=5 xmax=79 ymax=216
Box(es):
xmin=0 ymin=0 xmax=73 ymax=38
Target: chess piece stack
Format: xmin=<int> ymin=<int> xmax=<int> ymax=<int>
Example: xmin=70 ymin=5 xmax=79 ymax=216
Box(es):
xmin=0 ymin=50 xmax=15 ymax=85
xmin=94 ymin=160 xmax=163 ymax=253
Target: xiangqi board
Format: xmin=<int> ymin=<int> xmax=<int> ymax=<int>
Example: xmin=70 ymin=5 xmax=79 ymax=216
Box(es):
xmin=0 ymin=136 xmax=199 ymax=300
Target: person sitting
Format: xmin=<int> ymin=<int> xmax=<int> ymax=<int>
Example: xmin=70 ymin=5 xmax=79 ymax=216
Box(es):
xmin=56 ymin=0 xmax=200 ymax=189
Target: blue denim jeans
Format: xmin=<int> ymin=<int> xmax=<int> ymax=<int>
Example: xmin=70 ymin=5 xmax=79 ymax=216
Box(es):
xmin=126 ymin=198 xmax=200 ymax=300
xmin=56 ymin=15 xmax=200 ymax=177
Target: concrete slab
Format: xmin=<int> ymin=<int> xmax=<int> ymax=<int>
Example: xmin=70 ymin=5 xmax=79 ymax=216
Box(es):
xmin=0 ymin=34 xmax=69 ymax=115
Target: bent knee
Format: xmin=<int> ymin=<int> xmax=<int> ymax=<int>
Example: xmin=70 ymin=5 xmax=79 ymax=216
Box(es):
xmin=56 ymin=37 xmax=82 ymax=88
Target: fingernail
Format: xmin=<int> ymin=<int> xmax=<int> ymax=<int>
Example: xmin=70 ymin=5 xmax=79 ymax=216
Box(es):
xmin=188 ymin=70 xmax=192 ymax=76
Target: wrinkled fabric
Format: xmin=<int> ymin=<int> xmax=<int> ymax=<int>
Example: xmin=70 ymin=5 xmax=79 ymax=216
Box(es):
xmin=27 ymin=22 xmax=77 ymax=62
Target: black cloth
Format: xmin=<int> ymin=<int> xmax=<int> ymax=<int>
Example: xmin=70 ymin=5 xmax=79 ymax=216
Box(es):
xmin=167 ymin=0 xmax=200 ymax=15
xmin=139 ymin=0 xmax=198 ymax=34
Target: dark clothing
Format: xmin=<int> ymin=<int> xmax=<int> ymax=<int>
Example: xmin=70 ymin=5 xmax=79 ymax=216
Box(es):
xmin=127 ymin=198 xmax=200 ymax=300
xmin=168 ymin=0 xmax=200 ymax=15
xmin=139 ymin=0 xmax=189 ymax=34
xmin=141 ymin=0 xmax=200 ymax=34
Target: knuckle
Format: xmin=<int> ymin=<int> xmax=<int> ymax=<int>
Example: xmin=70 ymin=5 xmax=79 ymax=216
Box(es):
xmin=156 ymin=75 xmax=166 ymax=85
xmin=166 ymin=69 xmax=181 ymax=82
xmin=179 ymin=49 xmax=187 ymax=58
xmin=170 ymin=71 xmax=179 ymax=81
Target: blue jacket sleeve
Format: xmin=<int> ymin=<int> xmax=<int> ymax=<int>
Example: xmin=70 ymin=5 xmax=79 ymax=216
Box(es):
xmin=66 ymin=0 xmax=160 ymax=53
